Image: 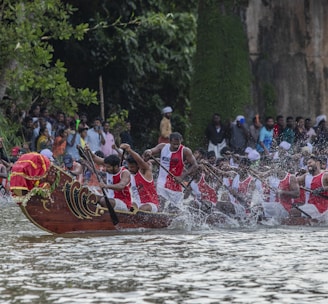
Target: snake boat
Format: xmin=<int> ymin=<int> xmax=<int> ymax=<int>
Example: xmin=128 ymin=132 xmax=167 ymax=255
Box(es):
xmin=9 ymin=153 xmax=175 ymax=234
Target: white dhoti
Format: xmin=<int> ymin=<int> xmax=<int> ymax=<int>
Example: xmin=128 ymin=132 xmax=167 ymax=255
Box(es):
xmin=208 ymin=140 xmax=226 ymax=159
xmin=157 ymin=185 xmax=184 ymax=206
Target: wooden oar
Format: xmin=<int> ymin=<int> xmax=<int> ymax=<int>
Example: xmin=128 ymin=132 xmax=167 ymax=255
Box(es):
xmin=78 ymin=146 xmax=119 ymax=226
xmin=150 ymin=155 xmax=186 ymax=189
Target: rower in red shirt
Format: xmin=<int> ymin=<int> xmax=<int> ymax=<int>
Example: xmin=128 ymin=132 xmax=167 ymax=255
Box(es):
xmin=297 ymin=155 xmax=328 ymax=219
xmin=121 ymin=143 xmax=159 ymax=212
xmin=92 ymin=153 xmax=132 ymax=211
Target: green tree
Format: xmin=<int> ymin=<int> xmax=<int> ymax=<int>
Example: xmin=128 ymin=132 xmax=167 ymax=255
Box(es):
xmin=189 ymin=0 xmax=253 ymax=148
xmin=55 ymin=0 xmax=197 ymax=149
xmin=0 ymin=0 xmax=97 ymax=115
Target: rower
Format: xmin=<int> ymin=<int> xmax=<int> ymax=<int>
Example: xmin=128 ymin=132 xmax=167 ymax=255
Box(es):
xmin=121 ymin=143 xmax=159 ymax=212
xmin=297 ymin=154 xmax=328 ymax=219
xmin=261 ymin=160 xmax=300 ymax=220
xmin=91 ymin=153 xmax=132 ymax=212
xmin=143 ymin=132 xmax=197 ymax=210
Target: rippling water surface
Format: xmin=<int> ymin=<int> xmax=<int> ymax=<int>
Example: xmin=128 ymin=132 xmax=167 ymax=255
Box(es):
xmin=1 ymin=202 xmax=328 ymax=304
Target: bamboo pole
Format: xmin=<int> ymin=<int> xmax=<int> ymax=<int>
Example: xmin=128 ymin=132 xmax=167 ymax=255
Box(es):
xmin=99 ymin=75 xmax=105 ymax=121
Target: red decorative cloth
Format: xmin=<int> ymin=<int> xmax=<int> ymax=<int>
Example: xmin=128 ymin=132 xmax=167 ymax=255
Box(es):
xmin=10 ymin=153 xmax=50 ymax=192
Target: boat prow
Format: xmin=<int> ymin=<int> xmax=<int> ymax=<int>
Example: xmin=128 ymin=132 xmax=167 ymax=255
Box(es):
xmin=10 ymin=153 xmax=176 ymax=234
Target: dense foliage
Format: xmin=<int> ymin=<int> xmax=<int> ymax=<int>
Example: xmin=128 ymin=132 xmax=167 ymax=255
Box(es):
xmin=54 ymin=0 xmax=197 ymax=149
xmin=1 ymin=0 xmax=253 ymax=151
xmin=0 ymin=0 xmax=100 ymax=147
xmin=0 ymin=0 xmax=98 ymax=114
xmin=189 ymin=0 xmax=253 ymax=149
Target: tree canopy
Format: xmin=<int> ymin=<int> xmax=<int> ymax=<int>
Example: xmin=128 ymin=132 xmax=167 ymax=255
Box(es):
xmin=1 ymin=0 xmax=253 ymax=152
xmin=0 ymin=0 xmax=198 ymax=149
xmin=0 ymin=0 xmax=98 ymax=115
xmin=55 ymin=0 xmax=197 ymax=148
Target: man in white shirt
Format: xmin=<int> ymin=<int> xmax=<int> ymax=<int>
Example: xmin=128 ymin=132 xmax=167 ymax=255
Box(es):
xmin=86 ymin=117 xmax=105 ymax=152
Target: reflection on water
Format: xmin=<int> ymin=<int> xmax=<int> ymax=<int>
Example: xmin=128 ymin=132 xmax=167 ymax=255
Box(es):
xmin=1 ymin=204 xmax=328 ymax=303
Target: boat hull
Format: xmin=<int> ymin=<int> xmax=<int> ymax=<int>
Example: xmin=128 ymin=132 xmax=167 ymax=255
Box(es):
xmin=12 ymin=163 xmax=175 ymax=234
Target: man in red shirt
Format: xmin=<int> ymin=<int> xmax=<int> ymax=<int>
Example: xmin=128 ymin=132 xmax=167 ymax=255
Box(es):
xmin=297 ymin=155 xmax=328 ymax=219
xmin=144 ymin=132 xmax=197 ymax=208
xmin=92 ymin=153 xmax=132 ymax=211
xmin=121 ymin=143 xmax=159 ymax=212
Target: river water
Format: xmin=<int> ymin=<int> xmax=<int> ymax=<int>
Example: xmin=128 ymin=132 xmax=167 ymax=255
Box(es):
xmin=1 ymin=202 xmax=328 ymax=304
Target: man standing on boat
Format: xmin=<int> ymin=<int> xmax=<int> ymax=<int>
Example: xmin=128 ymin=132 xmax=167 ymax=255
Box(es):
xmin=91 ymin=153 xmax=132 ymax=211
xmin=144 ymin=132 xmax=197 ymax=209
xmin=121 ymin=143 xmax=159 ymax=212
xmin=297 ymin=155 xmax=328 ymax=220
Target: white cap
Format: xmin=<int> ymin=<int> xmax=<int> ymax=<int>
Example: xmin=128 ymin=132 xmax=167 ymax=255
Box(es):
xmin=162 ymin=106 xmax=173 ymax=114
xmin=248 ymin=149 xmax=260 ymax=161
xmin=314 ymin=114 xmax=327 ymax=127
xmin=234 ymin=115 xmax=245 ymax=124
xmin=40 ymin=149 xmax=54 ymax=161
xmin=279 ymin=141 xmax=291 ymax=151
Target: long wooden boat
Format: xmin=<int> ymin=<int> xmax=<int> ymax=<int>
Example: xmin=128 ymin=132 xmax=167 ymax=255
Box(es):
xmin=9 ymin=153 xmax=176 ymax=234
xmin=9 ymin=153 xmax=319 ymax=233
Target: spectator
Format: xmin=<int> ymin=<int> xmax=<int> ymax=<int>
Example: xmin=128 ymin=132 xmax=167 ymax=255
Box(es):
xmin=22 ymin=116 xmax=34 ymax=150
xmin=248 ymin=116 xmax=262 ymax=148
xmin=52 ymin=111 xmax=66 ymax=137
xmin=79 ymin=127 xmax=88 ymax=149
xmin=120 ymin=121 xmax=134 ymax=148
xmin=40 ymin=107 xmax=52 ymax=135
xmin=256 ymin=116 xmax=275 ymax=155
xmin=65 ymin=121 xmax=81 ymax=161
xmin=273 ymin=115 xmax=284 ymax=145
xmin=229 ymin=115 xmax=250 ymax=154
xmin=29 ymin=104 xmax=40 ymax=121
xmin=304 ymin=118 xmax=316 ymax=144
xmin=52 ymin=128 xmax=68 ymax=163
xmin=282 ymin=116 xmax=295 ymax=145
xmin=101 ymin=121 xmax=117 ymax=157
xmin=294 ymin=116 xmax=307 ymax=148
xmin=314 ymin=114 xmax=328 ymax=148
xmin=86 ymin=117 xmax=105 ymax=152
xmin=35 ymin=127 xmax=52 ymax=152
xmin=78 ymin=112 xmax=89 ymax=130
xmin=158 ymin=106 xmax=173 ymax=144
xmin=205 ymin=113 xmax=228 ymax=158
